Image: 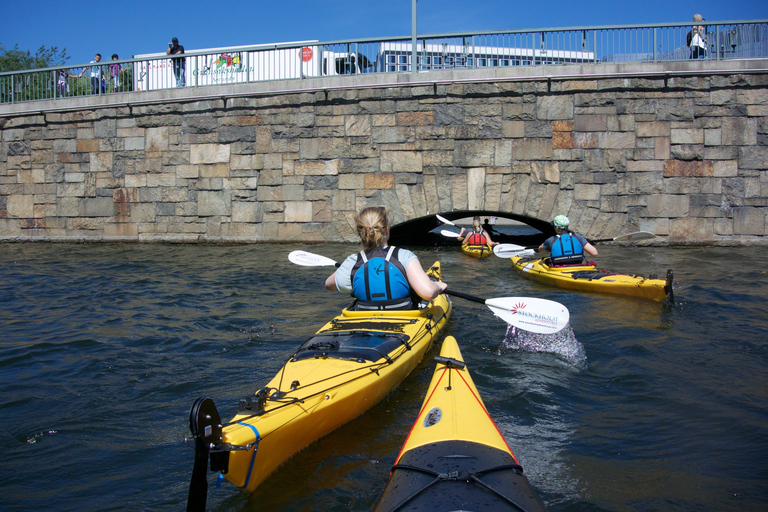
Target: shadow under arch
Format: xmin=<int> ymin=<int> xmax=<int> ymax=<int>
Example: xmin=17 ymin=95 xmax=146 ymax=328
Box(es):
xmin=389 ymin=210 xmax=555 ymax=247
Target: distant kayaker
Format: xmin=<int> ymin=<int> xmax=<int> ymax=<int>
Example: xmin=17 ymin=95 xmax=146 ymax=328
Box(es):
xmin=537 ymin=215 xmax=598 ymax=265
xmin=457 ymin=217 xmax=498 ymax=247
xmin=325 ymin=206 xmax=448 ymax=310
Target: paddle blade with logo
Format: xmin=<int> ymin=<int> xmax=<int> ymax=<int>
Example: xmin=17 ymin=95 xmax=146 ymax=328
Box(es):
xmin=485 ymin=297 xmax=569 ymax=334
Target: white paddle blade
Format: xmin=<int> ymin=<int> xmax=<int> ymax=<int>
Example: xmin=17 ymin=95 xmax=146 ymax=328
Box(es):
xmin=435 ymin=214 xmax=455 ymax=226
xmin=288 ymin=250 xmax=338 ymax=267
xmin=615 ymin=231 xmax=656 ymax=242
xmin=440 ymin=229 xmax=461 ymax=238
xmin=495 ymin=248 xmax=535 ymax=258
xmin=485 ymin=297 xmax=570 ymax=334
xmin=493 ymin=243 xmax=529 ymax=258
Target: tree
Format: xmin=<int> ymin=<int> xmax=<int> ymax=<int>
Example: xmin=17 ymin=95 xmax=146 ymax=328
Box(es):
xmin=0 ymin=43 xmax=69 ymax=72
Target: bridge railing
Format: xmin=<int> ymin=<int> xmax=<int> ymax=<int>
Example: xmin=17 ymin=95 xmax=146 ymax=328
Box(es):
xmin=1 ymin=19 xmax=766 ymax=105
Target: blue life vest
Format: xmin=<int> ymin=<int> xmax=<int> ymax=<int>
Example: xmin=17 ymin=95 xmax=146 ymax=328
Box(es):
xmin=550 ymin=234 xmax=585 ymax=265
xmin=350 ymin=247 xmax=412 ymax=310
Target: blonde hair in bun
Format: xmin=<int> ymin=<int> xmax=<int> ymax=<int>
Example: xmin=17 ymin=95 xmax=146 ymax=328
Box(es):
xmin=356 ymin=206 xmax=389 ymax=251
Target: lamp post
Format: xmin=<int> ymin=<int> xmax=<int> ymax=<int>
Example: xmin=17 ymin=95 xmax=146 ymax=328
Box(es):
xmin=412 ymin=0 xmax=417 ymax=72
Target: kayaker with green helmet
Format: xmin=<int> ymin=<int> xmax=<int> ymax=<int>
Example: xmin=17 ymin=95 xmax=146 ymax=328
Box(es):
xmin=325 ymin=206 xmax=448 ymax=310
xmin=537 ymin=215 xmax=598 ymax=265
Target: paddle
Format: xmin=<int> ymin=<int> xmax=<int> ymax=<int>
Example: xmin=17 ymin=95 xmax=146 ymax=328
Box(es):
xmin=435 ymin=214 xmax=455 ymax=226
xmin=588 ymin=231 xmax=656 ymax=243
xmin=493 ymin=231 xmax=657 ymax=257
xmin=288 ymin=250 xmax=569 ymax=334
xmin=440 ymin=229 xmax=462 ymax=238
xmin=493 ymin=244 xmax=535 ymax=258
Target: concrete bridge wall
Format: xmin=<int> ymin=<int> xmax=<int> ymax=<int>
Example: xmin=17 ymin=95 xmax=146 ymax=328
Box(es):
xmin=1 ymin=59 xmax=767 ymax=245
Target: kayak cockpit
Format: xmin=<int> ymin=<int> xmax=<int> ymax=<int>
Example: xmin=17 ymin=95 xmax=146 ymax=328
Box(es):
xmin=291 ymin=330 xmax=412 ymax=363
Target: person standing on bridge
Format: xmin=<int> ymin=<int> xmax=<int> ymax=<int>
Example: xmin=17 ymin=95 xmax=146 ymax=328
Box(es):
xmin=689 ymin=14 xmax=708 ymax=59
xmin=78 ymin=53 xmax=104 ymax=95
xmin=166 ymin=37 xmax=186 ymax=87
xmin=537 ymin=215 xmax=598 ymax=266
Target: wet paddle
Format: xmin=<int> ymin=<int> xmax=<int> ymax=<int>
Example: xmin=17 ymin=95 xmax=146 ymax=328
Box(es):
xmin=493 ymin=244 xmax=535 ymax=258
xmin=493 ymin=231 xmax=657 ymax=257
xmin=435 ymin=214 xmax=455 ymax=226
xmin=288 ymin=250 xmax=570 ymax=334
xmin=588 ymin=231 xmax=656 ymax=243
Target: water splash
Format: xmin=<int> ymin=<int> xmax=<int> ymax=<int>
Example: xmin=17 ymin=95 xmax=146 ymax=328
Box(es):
xmin=498 ymin=324 xmax=587 ymax=368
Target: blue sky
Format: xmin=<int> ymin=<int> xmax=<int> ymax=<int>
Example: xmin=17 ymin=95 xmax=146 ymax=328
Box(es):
xmin=2 ymin=0 xmax=767 ymax=67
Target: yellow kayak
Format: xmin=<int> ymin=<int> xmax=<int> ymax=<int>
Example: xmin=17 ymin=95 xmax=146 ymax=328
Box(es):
xmin=461 ymin=244 xmax=493 ymax=258
xmin=187 ymin=262 xmax=452 ymax=498
xmin=511 ymin=255 xmax=674 ymax=302
xmin=371 ymin=336 xmax=547 ymax=511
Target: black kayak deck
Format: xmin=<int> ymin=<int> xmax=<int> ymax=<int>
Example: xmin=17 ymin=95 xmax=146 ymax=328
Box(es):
xmin=371 ymin=439 xmax=548 ymax=512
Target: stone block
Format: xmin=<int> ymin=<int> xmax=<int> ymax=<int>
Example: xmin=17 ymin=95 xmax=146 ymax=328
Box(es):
xmin=510 ymin=139 xmax=552 ymax=161
xmin=77 ymin=139 xmax=98 ymax=153
xmin=664 ymin=161 xmax=714 ymax=177
xmin=312 ymin=201 xmax=333 ymax=222
xmin=669 ymin=218 xmax=714 ymax=245
xmin=574 ymin=183 xmax=600 ymax=201
xmin=721 ymin=117 xmax=758 ymax=146
xmin=553 ymin=132 xmax=574 ymax=149
xmin=83 ymin=197 xmax=115 ymax=217
xmin=597 ymin=132 xmax=635 ymax=149
xmin=190 ymin=144 xmax=230 ymax=164
xmin=397 ymin=111 xmax=434 ymax=126
xmin=647 ymin=194 xmax=689 ymax=217
xmin=503 ymin=121 xmax=525 ymax=138
xmin=147 ymin=173 xmax=176 ymax=187
xmin=704 ymin=129 xmax=722 ymax=147
xmin=200 ymin=164 xmax=230 ymax=178
xmin=198 ymin=191 xmax=232 ymax=217
xmin=125 ymin=137 xmax=145 ymax=151
xmin=573 ymin=115 xmax=607 ymax=132
xmin=671 ymin=128 xmax=704 ymax=145
xmin=381 ymin=151 xmax=422 ymax=174
xmin=6 ymin=195 xmax=34 ymax=218
xmin=365 ymin=173 xmax=394 ymax=190
xmin=537 ymin=96 xmax=573 ymax=120
xmin=636 ymin=122 xmax=670 ymax=138
xmin=530 ymin=161 xmax=560 ymax=184
xmin=654 ymin=137 xmax=670 ymax=160
xmin=733 ymin=207 xmax=767 ymax=235
xmin=713 ymin=160 xmax=738 ymax=177
xmin=284 ymin=201 xmax=313 ymax=223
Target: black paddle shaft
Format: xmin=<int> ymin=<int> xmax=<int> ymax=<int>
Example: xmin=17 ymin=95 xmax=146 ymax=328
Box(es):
xmin=444 ymin=289 xmax=486 ymax=305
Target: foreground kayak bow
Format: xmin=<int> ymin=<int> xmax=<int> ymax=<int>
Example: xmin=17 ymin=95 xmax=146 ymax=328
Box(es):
xmin=371 ymin=336 xmax=548 ymax=512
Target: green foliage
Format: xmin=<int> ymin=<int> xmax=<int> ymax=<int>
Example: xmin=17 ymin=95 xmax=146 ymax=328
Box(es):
xmin=0 ymin=43 xmax=70 ymax=72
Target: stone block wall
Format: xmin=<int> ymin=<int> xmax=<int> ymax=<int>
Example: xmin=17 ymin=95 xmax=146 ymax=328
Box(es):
xmin=1 ymin=62 xmax=767 ymax=245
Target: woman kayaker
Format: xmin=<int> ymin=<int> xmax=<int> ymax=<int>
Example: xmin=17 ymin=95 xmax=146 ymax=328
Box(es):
xmin=457 ymin=216 xmax=498 ymax=247
xmin=325 ymin=206 xmax=448 ymax=310
xmin=537 ymin=215 xmax=598 ymax=265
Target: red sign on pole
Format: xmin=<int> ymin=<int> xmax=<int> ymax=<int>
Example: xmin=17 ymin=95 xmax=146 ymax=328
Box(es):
xmin=301 ymin=47 xmax=313 ymax=62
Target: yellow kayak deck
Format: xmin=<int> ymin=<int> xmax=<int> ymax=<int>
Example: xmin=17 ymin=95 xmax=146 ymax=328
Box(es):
xmin=460 ymin=244 xmax=493 ymax=258
xmin=217 ymin=262 xmax=452 ymax=492
xmin=371 ymin=336 xmax=547 ymax=511
xmin=511 ymin=255 xmax=673 ymax=301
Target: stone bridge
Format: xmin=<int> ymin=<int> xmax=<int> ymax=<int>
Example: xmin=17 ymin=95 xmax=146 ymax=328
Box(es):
xmin=1 ymin=59 xmax=767 ymax=245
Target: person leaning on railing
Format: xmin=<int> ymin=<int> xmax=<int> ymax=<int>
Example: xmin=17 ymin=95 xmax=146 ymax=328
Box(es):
xmin=689 ymin=14 xmax=708 ymax=59
xmin=78 ymin=53 xmax=105 ymax=94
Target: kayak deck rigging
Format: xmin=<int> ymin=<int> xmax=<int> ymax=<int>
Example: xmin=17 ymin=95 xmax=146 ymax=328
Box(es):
xmin=185 ymin=262 xmax=453 ymax=502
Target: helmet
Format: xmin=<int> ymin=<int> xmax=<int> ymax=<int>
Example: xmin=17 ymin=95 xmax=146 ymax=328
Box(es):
xmin=553 ymin=215 xmax=569 ymax=229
